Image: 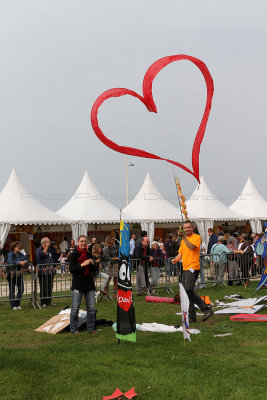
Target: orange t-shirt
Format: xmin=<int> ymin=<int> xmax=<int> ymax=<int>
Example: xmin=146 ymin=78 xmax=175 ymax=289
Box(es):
xmin=178 ymin=233 xmax=201 ymax=271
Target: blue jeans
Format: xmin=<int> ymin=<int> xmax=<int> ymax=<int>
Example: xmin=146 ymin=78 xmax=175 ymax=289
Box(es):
xmin=70 ymin=290 xmax=96 ymax=333
xmin=8 ymin=275 xmax=24 ymax=308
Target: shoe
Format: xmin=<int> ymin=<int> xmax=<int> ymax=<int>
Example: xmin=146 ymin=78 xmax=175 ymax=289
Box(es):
xmin=202 ymin=308 xmax=214 ymax=322
xmin=72 ymin=331 xmax=80 ymax=335
xmin=88 ymin=330 xmax=97 ymax=335
xmin=152 ymin=290 xmax=159 ymax=295
xmin=12 ymin=307 xmax=18 ymax=310
xmin=137 ymin=293 xmax=143 ymax=296
xmin=17 ymin=306 xmax=21 ymax=309
xmin=42 ymin=304 xmax=47 ymax=308
xmin=147 ymin=289 xmax=152 ymax=295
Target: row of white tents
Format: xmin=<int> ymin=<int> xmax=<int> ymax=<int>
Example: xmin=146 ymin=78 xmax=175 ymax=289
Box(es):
xmin=0 ymin=169 xmax=267 ymax=247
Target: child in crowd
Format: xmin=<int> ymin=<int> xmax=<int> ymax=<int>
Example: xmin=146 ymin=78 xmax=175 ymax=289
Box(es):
xmin=59 ymin=253 xmax=67 ymax=275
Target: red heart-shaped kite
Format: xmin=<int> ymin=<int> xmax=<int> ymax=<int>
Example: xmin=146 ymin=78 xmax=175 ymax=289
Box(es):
xmin=117 ymin=289 xmax=132 ymax=312
xmin=91 ymin=55 xmax=214 ymax=182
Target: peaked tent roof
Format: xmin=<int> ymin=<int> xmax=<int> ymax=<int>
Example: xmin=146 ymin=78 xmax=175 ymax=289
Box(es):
xmin=121 ymin=173 xmax=183 ymax=223
xmin=0 ymin=169 xmax=69 ymax=225
xmin=186 ymin=176 xmax=244 ymax=221
xmin=230 ymin=177 xmax=267 ymax=219
xmin=57 ymin=171 xmax=120 ymax=223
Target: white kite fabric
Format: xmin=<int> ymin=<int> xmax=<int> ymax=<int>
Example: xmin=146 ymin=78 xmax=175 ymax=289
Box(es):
xmin=214 ymin=305 xmax=265 ymax=314
xmin=112 ymin=322 xmax=200 ymax=335
xmin=214 ymin=296 xmax=267 ymax=314
xmin=179 ymin=283 xmax=191 ymax=342
xmin=136 ymin=323 xmax=200 ymax=335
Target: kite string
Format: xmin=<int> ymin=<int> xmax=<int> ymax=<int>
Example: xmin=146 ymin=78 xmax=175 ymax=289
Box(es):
xmin=153 ymin=69 xmax=185 ymax=224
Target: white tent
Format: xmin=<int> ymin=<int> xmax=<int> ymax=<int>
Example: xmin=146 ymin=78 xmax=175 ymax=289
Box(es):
xmin=57 ymin=171 xmax=120 ymax=242
xmin=186 ymin=176 xmax=244 ymax=247
xmin=0 ymin=169 xmax=69 ymax=248
xmin=122 ymin=173 xmax=183 ymax=242
xmin=230 ymin=177 xmax=267 ymax=233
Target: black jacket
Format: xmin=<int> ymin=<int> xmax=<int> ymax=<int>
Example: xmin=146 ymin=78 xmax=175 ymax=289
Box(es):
xmin=69 ymin=249 xmax=97 ymax=293
xmin=207 ymin=233 xmax=218 ymax=254
xmin=133 ymin=243 xmax=152 ymax=266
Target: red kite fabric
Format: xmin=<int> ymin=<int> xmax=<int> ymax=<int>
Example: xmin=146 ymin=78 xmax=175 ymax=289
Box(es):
xmin=91 ymin=55 xmax=214 ymax=182
xmin=103 ymin=387 xmax=138 ymax=400
xmin=230 ymin=314 xmax=267 ymax=322
xmin=145 ymin=295 xmax=179 ymax=304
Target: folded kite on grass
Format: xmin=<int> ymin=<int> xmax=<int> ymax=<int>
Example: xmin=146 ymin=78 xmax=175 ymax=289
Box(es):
xmin=230 ymin=314 xmax=267 ymax=322
xmin=103 ymin=387 xmax=137 ymax=400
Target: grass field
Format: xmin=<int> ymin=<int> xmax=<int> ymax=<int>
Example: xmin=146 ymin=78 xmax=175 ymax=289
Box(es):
xmin=0 ymin=282 xmax=266 ymax=400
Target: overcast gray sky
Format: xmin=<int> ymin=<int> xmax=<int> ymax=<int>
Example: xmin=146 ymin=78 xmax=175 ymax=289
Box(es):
xmin=0 ymin=0 xmax=266 ymax=212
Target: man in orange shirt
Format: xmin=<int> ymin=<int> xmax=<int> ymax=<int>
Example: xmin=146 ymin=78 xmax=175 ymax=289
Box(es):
xmin=172 ymin=221 xmax=214 ymax=322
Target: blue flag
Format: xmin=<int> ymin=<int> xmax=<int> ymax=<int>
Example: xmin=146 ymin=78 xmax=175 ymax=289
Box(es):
xmin=255 ymin=223 xmax=267 ymax=290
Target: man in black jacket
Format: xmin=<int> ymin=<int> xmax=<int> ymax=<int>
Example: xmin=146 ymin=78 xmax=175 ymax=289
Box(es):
xmin=36 ymin=237 xmax=60 ymax=307
xmin=69 ymin=235 xmax=97 ymax=334
xmin=134 ymin=237 xmax=153 ymax=295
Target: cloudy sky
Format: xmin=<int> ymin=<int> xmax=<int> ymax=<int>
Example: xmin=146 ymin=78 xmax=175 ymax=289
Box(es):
xmin=0 ymin=0 xmax=266 ymax=212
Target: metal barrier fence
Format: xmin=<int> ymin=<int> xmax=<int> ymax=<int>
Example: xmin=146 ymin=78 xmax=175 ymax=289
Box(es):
xmin=0 ymin=252 xmax=263 ymax=307
xmin=199 ymin=251 xmax=263 ymax=286
xmin=0 ymin=264 xmax=34 ymax=308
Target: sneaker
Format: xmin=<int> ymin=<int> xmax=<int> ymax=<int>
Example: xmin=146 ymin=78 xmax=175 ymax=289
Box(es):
xmin=88 ymin=330 xmax=97 ymax=335
xmin=202 ymin=308 xmax=214 ymax=322
xmin=72 ymin=331 xmax=80 ymax=335
xmin=152 ymin=290 xmax=159 ymax=295
xmin=147 ymin=289 xmax=152 ymax=295
xmin=42 ymin=304 xmax=47 ymax=308
xmin=12 ymin=307 xmax=18 ymax=310
xmin=17 ymin=306 xmax=22 ymax=309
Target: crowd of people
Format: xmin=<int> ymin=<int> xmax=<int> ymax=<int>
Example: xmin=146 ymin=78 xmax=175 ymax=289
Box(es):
xmin=206 ymin=228 xmax=264 ymax=287
xmin=0 ymin=225 xmax=265 ymax=332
